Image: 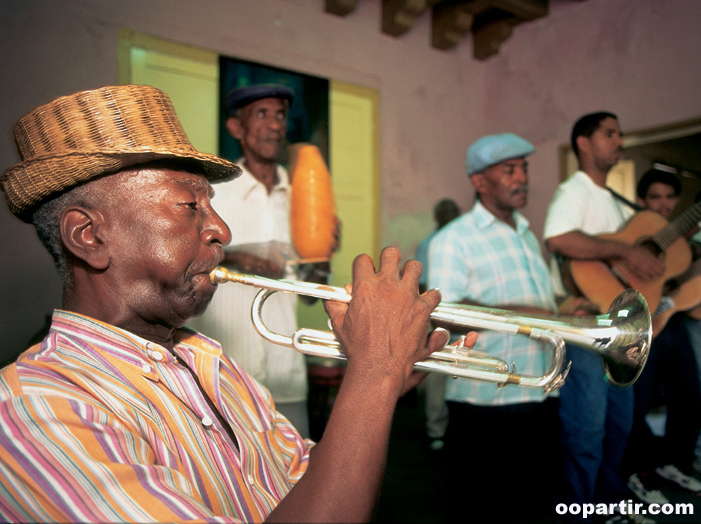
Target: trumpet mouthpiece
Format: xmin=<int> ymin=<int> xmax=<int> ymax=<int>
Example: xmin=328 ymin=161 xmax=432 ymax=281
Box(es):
xmin=209 ymin=266 xmax=231 ymax=285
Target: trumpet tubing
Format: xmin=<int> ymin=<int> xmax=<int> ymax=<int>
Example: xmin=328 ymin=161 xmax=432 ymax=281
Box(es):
xmin=209 ymin=266 xmax=651 ymax=391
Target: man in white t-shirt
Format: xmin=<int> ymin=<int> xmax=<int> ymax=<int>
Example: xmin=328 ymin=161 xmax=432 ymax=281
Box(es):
xmin=544 ymin=112 xmax=663 ymax=524
xmin=190 ymin=85 xmax=336 ymax=438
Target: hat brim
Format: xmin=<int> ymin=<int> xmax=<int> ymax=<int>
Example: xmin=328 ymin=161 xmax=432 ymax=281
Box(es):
xmin=2 ymin=149 xmax=241 ymax=222
xmin=225 ymin=85 xmax=294 ymax=115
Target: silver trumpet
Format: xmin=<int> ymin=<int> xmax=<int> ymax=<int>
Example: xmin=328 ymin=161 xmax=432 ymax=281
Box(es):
xmin=210 ymin=266 xmax=651 ymax=392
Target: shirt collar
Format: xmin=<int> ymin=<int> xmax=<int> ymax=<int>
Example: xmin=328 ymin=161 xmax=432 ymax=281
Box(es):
xmin=237 ymin=158 xmax=290 ymax=199
xmin=472 ymin=200 xmax=530 ymax=233
xmin=49 ymin=310 xmax=222 ymax=366
xmin=572 ymin=170 xmax=609 ymax=194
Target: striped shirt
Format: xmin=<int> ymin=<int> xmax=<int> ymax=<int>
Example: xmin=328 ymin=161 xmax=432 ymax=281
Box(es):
xmin=0 ymin=310 xmax=312 ymax=523
xmin=427 ymin=201 xmax=557 ymax=406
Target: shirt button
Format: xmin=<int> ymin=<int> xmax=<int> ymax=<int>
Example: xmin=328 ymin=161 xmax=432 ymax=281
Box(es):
xmin=152 ymin=351 xmax=163 ymax=361
xmin=248 ymin=475 xmax=255 ymax=484
xmin=202 ymin=416 xmax=213 ymax=428
xmin=142 ymin=364 xmax=152 ymax=374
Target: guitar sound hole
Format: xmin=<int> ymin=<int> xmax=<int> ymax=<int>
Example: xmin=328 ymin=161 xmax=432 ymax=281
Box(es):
xmin=638 ymin=238 xmax=664 ymax=257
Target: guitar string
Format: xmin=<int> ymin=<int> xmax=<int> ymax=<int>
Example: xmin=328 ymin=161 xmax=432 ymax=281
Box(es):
xmin=653 ymin=202 xmax=701 ymax=250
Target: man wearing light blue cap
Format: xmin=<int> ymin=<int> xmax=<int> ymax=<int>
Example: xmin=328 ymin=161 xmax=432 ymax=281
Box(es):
xmin=428 ymin=132 xmax=559 ymax=522
xmin=466 ymin=132 xmax=535 ymax=175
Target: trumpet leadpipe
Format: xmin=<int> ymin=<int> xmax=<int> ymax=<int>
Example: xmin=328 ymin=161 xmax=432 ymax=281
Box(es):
xmin=210 ymin=266 xmax=350 ymax=302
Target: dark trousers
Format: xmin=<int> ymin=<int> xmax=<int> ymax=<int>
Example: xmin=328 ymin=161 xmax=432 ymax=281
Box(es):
xmin=443 ymin=397 xmax=559 ymax=523
xmin=625 ymin=312 xmax=701 ymax=475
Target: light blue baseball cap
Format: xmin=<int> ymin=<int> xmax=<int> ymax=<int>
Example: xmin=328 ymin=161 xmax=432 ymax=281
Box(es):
xmin=466 ymin=133 xmax=535 ymax=175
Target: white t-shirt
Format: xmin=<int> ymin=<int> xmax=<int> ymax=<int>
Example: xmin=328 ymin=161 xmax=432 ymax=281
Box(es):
xmin=544 ymin=170 xmax=633 ymax=240
xmin=543 ymin=170 xmax=635 ymax=297
xmin=188 ymin=160 xmax=307 ymax=403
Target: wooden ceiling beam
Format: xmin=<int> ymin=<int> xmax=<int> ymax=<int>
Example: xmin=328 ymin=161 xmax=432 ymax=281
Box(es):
xmin=325 ymin=0 xmax=360 ymax=17
xmin=472 ymin=17 xmax=520 ymax=60
xmin=324 ymin=0 xmax=560 ymax=58
xmin=487 ymin=0 xmax=548 ymax=20
xmin=432 ymin=3 xmax=474 ymax=50
xmin=382 ymin=0 xmax=429 ymax=37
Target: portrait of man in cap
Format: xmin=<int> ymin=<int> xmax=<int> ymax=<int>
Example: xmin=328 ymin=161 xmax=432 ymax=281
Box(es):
xmin=189 ymin=82 xmax=338 ymax=439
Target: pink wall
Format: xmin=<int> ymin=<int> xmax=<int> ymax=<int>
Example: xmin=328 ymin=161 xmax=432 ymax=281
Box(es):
xmin=1 ymin=0 xmax=700 ymax=358
xmin=474 ymin=0 xmax=701 ymax=240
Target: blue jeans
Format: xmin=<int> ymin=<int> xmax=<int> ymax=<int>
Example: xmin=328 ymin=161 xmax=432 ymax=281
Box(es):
xmin=558 ymin=344 xmax=634 ymax=522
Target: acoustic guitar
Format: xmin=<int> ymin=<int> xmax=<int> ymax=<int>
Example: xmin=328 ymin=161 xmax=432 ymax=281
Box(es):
xmin=689 ymin=304 xmax=701 ymax=321
xmin=566 ymin=201 xmax=701 ymax=318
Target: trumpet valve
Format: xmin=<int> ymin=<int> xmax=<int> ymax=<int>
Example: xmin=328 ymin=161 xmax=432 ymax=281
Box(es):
xmin=439 ymin=336 xmax=510 ymax=373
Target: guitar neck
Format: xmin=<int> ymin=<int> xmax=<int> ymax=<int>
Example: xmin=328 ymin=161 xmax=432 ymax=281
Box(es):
xmin=653 ymin=202 xmax=701 ymax=251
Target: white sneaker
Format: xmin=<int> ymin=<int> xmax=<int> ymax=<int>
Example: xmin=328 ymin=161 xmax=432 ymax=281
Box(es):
xmin=627 ymin=473 xmax=670 ymax=504
xmin=428 ymin=438 xmax=444 ymax=451
xmin=655 ymin=464 xmax=701 ymax=492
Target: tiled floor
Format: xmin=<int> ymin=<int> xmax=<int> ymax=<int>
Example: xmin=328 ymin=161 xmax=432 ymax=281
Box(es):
xmin=373 ymin=388 xmax=701 ymax=523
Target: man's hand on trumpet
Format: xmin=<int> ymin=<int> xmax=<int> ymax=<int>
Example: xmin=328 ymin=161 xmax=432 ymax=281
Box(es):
xmin=271 ymin=247 xmax=475 ymax=523
xmin=324 ymin=246 xmax=474 ymax=397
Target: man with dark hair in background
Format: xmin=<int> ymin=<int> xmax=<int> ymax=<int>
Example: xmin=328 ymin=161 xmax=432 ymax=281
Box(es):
xmin=415 ymin=198 xmax=461 ymax=295
xmin=636 ymin=168 xmax=682 ymax=218
xmin=414 ymin=197 xmax=461 ymax=451
xmin=625 ymin=169 xmax=701 ymax=504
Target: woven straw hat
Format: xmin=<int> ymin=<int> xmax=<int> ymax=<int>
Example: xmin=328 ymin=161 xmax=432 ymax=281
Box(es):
xmin=1 ymin=85 xmax=241 ymax=222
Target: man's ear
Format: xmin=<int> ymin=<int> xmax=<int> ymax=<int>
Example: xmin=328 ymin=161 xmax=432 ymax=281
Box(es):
xmin=60 ymin=206 xmax=110 ymax=270
xmin=576 ymin=135 xmax=590 ymax=158
xmin=469 ymin=173 xmax=484 ymax=193
xmin=226 ymin=116 xmax=244 ymax=141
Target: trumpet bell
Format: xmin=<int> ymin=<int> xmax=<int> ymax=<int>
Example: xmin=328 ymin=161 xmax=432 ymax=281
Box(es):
xmin=429 ymin=288 xmax=650 ymax=388
xmin=592 ymin=289 xmax=650 ymax=387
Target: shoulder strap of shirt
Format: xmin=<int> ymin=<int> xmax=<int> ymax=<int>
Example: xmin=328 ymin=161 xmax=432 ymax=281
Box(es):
xmin=607 ymin=187 xmax=642 ymax=212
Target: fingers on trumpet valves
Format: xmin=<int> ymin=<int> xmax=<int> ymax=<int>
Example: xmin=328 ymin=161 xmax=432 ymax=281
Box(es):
xmin=450 ymin=331 xmax=479 ymax=351
xmin=432 ymin=327 xmax=450 ymax=344
xmin=426 ymin=327 xmax=451 ymax=355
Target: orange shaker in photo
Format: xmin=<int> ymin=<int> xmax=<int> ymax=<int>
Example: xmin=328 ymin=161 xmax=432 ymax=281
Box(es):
xmin=289 ymin=143 xmax=337 ymax=260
